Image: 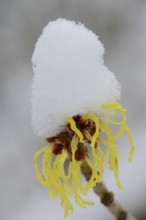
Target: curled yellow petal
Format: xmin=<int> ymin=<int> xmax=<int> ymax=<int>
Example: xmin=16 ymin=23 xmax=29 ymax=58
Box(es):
xmin=89 ymin=113 xmax=99 ymax=147
xmin=66 ymin=117 xmax=84 ymax=142
xmin=34 ymin=102 xmax=135 ymax=216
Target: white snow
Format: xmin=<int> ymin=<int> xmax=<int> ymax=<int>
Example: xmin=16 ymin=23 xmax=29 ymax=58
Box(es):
xmin=31 ymin=18 xmax=121 ymax=137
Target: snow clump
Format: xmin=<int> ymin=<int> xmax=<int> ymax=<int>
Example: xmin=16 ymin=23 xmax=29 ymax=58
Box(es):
xmin=31 ymin=18 xmax=121 ymax=137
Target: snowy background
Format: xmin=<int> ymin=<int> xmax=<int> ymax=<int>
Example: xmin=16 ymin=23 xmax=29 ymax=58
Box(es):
xmin=0 ymin=0 xmax=146 ymax=220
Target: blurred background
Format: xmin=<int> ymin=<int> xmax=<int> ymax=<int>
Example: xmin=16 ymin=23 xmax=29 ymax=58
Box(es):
xmin=0 ymin=0 xmax=146 ymax=219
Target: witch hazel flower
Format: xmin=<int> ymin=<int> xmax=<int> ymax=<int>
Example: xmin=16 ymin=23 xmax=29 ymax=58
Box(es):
xmin=31 ymin=19 xmax=135 ymax=217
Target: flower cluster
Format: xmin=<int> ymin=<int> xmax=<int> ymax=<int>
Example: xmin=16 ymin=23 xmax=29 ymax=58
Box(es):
xmin=34 ymin=102 xmax=135 ymax=217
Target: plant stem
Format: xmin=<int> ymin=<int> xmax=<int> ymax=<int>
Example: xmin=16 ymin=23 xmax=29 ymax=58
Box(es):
xmin=81 ymin=161 xmax=138 ymax=220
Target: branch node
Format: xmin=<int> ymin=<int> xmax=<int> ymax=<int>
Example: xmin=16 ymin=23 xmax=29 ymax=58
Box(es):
xmin=101 ymin=192 xmax=114 ymax=206
xmin=117 ymin=210 xmax=127 ymax=220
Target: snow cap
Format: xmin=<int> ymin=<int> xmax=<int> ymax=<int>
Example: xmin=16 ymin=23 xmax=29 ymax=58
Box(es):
xmin=31 ymin=18 xmax=121 ymax=137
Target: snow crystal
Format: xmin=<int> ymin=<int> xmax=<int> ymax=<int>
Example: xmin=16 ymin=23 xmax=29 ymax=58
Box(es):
xmin=31 ymin=18 xmax=121 ymax=137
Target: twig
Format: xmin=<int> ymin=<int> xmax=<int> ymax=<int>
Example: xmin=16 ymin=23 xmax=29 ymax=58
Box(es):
xmin=81 ymin=161 xmax=138 ymax=220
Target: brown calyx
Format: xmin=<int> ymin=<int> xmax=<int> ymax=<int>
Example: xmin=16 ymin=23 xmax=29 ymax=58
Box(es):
xmin=66 ymin=115 xmax=96 ymax=140
xmin=46 ymin=130 xmax=88 ymax=161
xmin=46 ymin=132 xmax=69 ymax=156
xmin=75 ymin=144 xmax=88 ymax=161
